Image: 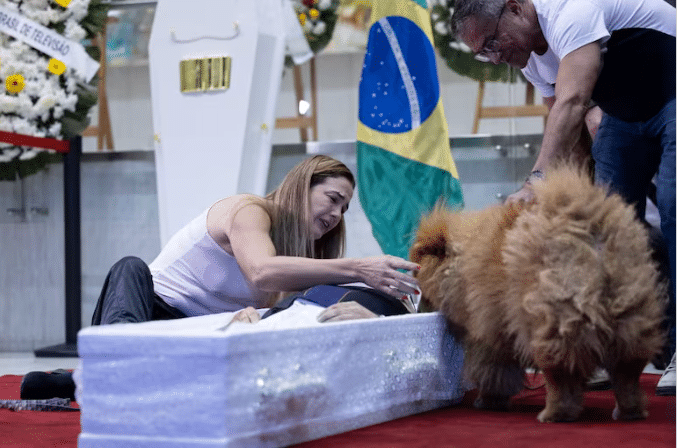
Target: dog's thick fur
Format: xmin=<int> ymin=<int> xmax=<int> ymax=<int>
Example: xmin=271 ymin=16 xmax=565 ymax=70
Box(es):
xmin=410 ymin=165 xmax=666 ymax=422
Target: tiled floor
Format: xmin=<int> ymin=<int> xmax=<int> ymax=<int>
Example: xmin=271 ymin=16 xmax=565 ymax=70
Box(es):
xmin=0 ymin=352 xmax=79 ymax=376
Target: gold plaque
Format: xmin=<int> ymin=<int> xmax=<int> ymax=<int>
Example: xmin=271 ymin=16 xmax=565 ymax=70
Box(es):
xmin=180 ymin=56 xmax=231 ymax=93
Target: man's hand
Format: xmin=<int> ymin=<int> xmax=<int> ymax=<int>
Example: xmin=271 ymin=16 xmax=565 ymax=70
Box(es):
xmin=316 ymin=302 xmax=378 ymax=323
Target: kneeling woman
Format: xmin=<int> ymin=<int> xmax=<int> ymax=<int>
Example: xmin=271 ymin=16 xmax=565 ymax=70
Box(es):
xmin=93 ymin=154 xmax=420 ymax=325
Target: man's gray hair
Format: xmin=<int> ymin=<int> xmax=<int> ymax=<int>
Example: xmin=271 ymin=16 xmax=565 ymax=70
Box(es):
xmin=450 ymin=0 xmax=506 ymax=37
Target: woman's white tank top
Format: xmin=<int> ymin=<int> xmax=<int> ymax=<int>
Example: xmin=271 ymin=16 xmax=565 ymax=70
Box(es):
xmin=149 ymin=207 xmax=261 ymax=316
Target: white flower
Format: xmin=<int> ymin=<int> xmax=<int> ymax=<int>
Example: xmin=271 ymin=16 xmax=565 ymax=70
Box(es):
xmin=34 ymin=94 xmax=58 ymax=116
xmin=53 ymin=106 xmax=64 ymax=119
xmin=19 ymin=4 xmax=60 ymax=26
xmin=449 ymin=41 xmax=472 ymax=53
xmin=65 ymin=21 xmax=87 ymax=42
xmin=22 ymin=0 xmax=50 ymax=10
xmin=12 ymin=117 xmax=38 ymax=136
xmin=2 ymin=1 xmax=19 ymax=12
xmin=65 ymin=0 xmax=90 ymax=22
xmin=0 ymin=148 xmax=21 ymax=163
xmin=65 ymin=76 xmax=78 ymax=94
xmin=0 ymin=95 xmax=20 ymax=113
xmin=0 ymin=117 xmax=13 ymax=132
xmin=14 ymin=94 xmax=35 ymax=118
xmin=457 ymin=41 xmax=472 ymax=53
xmin=63 ymin=93 xmax=78 ymax=111
xmin=312 ymin=21 xmax=327 ymax=35
xmin=434 ymin=21 xmax=449 ymax=35
xmin=317 ymin=0 xmax=333 ymax=11
xmin=48 ymin=122 xmax=62 ymax=136
xmin=19 ymin=148 xmax=43 ymax=161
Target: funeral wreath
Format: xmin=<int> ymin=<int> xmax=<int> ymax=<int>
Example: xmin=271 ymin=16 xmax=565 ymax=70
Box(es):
xmin=0 ymin=0 xmax=108 ymax=180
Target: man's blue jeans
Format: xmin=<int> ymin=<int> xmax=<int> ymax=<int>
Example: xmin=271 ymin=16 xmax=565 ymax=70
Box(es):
xmin=592 ymin=98 xmax=676 ymax=348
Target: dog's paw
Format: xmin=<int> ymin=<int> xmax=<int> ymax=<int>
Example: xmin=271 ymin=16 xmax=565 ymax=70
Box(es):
xmin=537 ymin=405 xmax=583 ymax=423
xmin=612 ymin=405 xmax=648 ymax=421
xmin=474 ymin=394 xmax=512 ymax=411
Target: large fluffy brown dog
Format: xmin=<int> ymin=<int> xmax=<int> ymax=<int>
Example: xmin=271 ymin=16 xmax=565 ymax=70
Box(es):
xmin=410 ymin=165 xmax=666 ymax=422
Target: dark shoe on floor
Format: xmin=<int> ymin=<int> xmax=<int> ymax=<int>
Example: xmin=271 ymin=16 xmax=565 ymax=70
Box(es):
xmin=586 ymin=368 xmax=611 ymax=391
xmin=20 ymin=370 xmax=76 ymax=401
xmin=656 ymin=352 xmax=676 ymax=396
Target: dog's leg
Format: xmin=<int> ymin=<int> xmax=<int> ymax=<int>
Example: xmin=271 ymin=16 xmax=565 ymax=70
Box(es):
xmin=610 ymin=359 xmax=648 ymax=420
xmin=538 ymin=367 xmax=585 ymax=422
xmin=472 ymin=362 xmax=524 ymax=411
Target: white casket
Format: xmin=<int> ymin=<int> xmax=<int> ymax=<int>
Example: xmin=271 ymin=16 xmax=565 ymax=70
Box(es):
xmin=75 ymin=308 xmax=466 ymax=447
xmin=149 ymin=0 xmax=290 ymax=245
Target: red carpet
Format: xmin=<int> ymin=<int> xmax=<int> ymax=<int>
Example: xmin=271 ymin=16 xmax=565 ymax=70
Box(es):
xmin=1 ymin=374 xmax=674 ymax=447
xmin=0 ymin=375 xmax=80 ymax=448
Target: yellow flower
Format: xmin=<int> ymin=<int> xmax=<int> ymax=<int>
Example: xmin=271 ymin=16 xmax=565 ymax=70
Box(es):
xmin=54 ymin=0 xmax=72 ymax=7
xmin=298 ymin=13 xmax=307 ymax=26
xmin=48 ymin=58 xmax=66 ymax=75
xmin=309 ymin=8 xmax=320 ymax=20
xmin=6 ymin=74 xmax=25 ymax=94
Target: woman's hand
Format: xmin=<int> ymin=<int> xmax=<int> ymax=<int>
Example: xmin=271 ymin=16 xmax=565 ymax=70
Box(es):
xmin=355 ymin=255 xmax=420 ymax=299
xmin=230 ymin=306 xmax=262 ymax=324
xmin=317 ymin=302 xmax=379 ymax=322
xmin=505 ymin=184 xmax=535 ymax=204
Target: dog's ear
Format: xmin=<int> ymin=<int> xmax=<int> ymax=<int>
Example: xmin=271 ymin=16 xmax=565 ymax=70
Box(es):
xmin=409 ymin=208 xmax=449 ymax=264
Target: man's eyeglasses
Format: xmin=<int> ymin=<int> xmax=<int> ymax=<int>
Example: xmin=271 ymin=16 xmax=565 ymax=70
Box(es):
xmin=474 ymin=4 xmax=506 ymax=63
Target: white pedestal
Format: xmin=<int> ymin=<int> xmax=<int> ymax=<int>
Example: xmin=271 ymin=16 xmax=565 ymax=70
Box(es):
xmin=148 ymin=0 xmax=287 ymax=244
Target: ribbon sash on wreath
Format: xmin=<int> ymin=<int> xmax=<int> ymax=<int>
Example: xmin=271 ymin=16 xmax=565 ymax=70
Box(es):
xmin=0 ymin=5 xmax=99 ymax=81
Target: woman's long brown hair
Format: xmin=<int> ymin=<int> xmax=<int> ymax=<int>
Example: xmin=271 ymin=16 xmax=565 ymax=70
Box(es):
xmin=265 ymin=155 xmax=355 ymax=260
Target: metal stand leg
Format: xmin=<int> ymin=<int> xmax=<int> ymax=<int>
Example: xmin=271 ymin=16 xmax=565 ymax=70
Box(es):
xmin=34 ymin=136 xmax=81 ymax=358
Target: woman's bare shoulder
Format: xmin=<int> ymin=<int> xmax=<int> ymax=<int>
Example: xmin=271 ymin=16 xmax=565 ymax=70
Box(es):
xmin=207 ymin=195 xmax=271 ymax=243
xmin=211 ymin=194 xmax=266 ymax=211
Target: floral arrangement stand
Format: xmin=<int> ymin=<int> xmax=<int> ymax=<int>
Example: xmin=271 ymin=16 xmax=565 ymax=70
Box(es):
xmin=472 ymin=80 xmax=549 ymax=134
xmin=275 ymin=58 xmax=318 ymax=142
xmin=0 ymin=131 xmax=82 ymax=358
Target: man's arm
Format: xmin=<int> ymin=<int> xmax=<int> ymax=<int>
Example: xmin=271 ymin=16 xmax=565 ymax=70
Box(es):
xmin=533 ymin=42 xmax=601 ymax=172
xmin=542 ymin=95 xmax=596 ymax=171
xmin=507 ymin=43 xmax=601 ymax=202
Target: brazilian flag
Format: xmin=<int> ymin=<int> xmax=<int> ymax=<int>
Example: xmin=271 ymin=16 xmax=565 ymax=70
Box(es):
xmin=357 ymin=0 xmax=464 ymax=259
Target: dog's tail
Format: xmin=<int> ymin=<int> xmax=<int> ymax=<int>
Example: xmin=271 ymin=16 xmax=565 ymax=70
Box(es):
xmin=506 ymin=165 xmax=666 ymax=374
